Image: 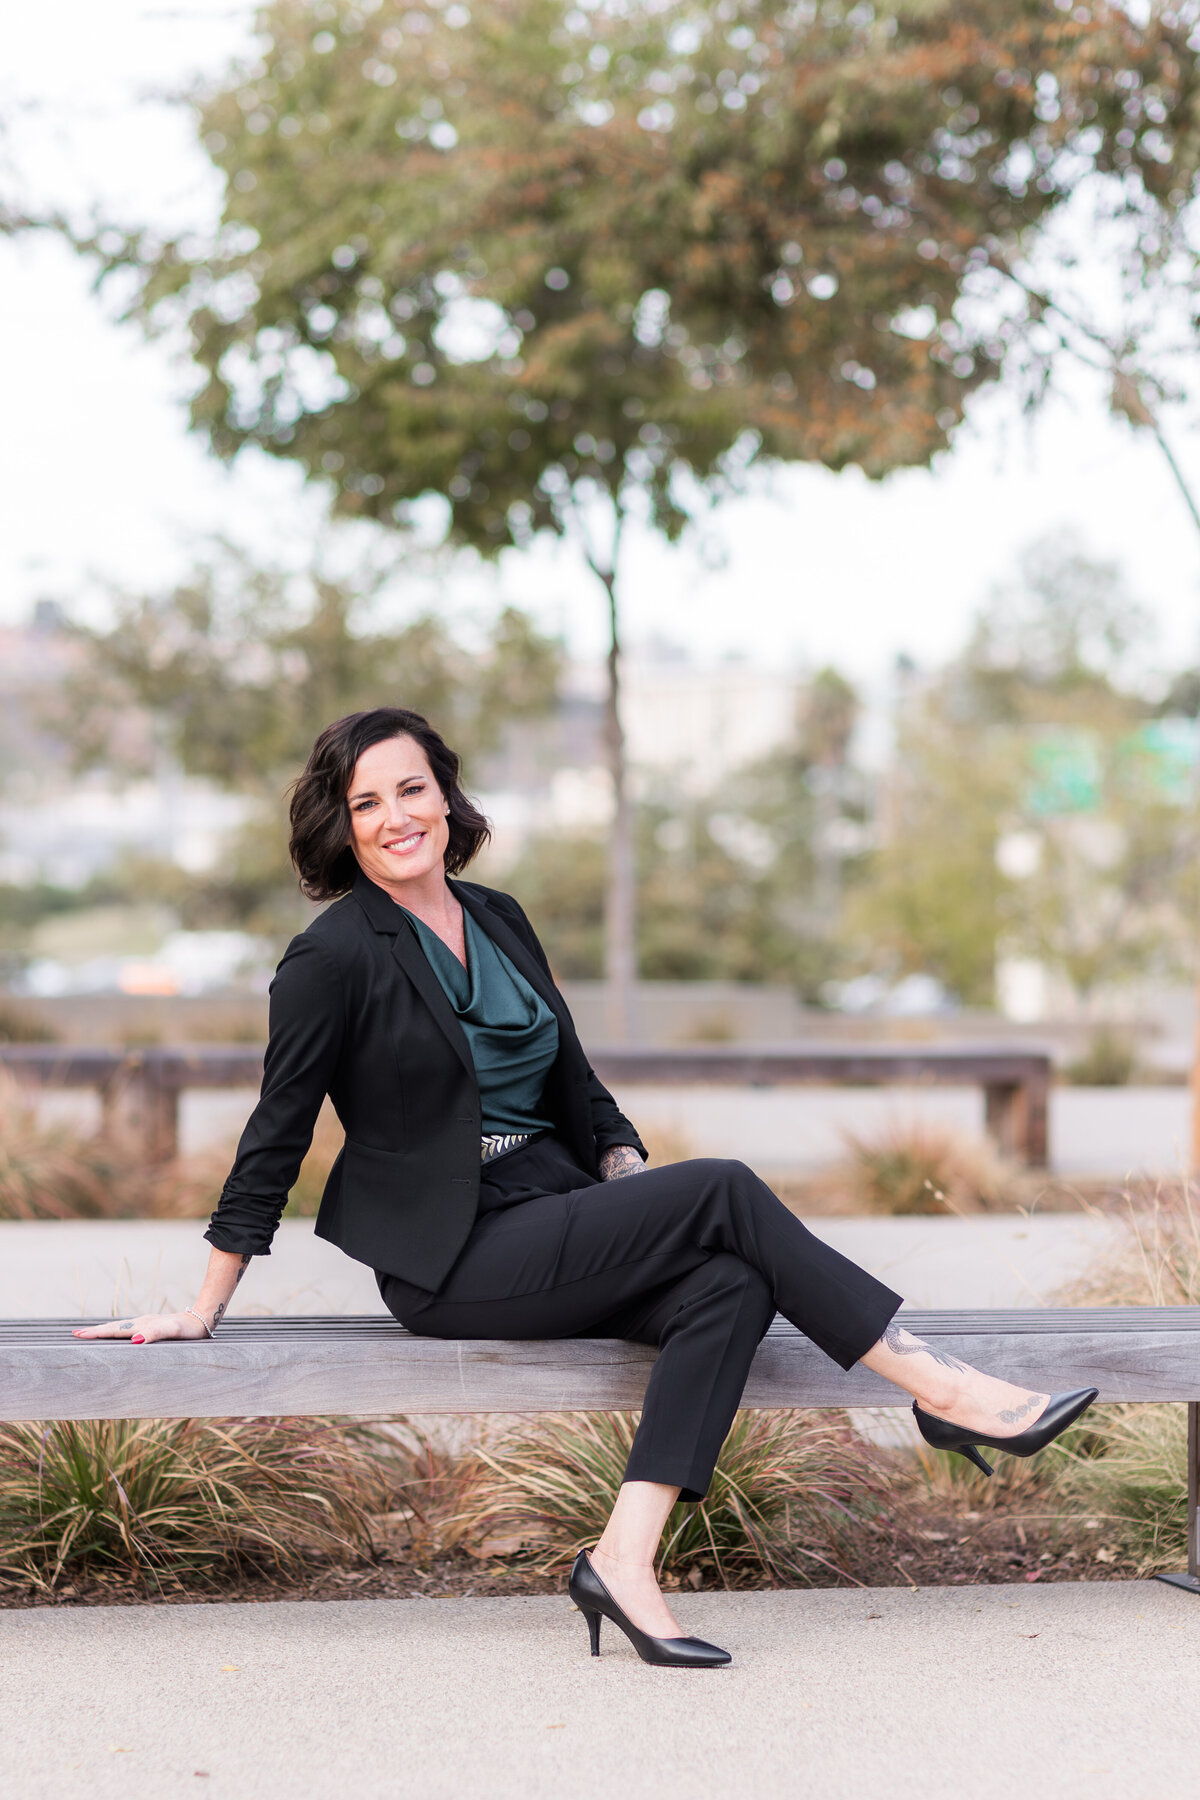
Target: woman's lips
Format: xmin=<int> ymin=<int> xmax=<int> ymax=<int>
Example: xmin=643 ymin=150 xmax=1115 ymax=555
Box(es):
xmin=383 ymin=831 xmax=425 ymax=855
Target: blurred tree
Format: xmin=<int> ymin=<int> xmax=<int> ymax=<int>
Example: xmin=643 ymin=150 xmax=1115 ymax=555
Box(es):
xmin=503 ymin=804 xmax=829 ymax=987
xmin=86 ymin=0 xmax=1199 ymax=1034
xmin=51 ymin=546 xmax=559 ymax=934
xmin=957 ymin=534 xmax=1153 ymax=724
xmin=846 ymin=688 xmax=1020 ymax=1004
xmin=797 ymin=668 xmax=861 ymax=928
xmin=504 ymin=665 xmax=866 ymax=991
xmin=850 ymin=536 xmax=1199 ymax=1005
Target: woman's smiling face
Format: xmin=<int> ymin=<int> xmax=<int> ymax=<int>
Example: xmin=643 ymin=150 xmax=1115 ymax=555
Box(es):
xmin=346 ymin=734 xmax=451 ymax=895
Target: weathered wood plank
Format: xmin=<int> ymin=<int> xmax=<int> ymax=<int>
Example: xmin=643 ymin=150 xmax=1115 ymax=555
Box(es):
xmin=3 ymin=1310 xmax=1199 ymax=1421
xmin=7 ymin=1307 xmax=1196 ymax=1341
xmin=0 ymin=1041 xmax=1055 ymax=1165
xmin=0 ymin=1044 xmax=1051 ymax=1090
xmin=590 ymin=1045 xmax=1050 ymax=1087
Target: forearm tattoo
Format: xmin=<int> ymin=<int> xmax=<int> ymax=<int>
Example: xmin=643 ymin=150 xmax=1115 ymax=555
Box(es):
xmin=599 ymin=1145 xmax=644 ymax=1181
xmin=883 ymin=1320 xmax=969 ymax=1374
xmin=211 ymin=1254 xmax=251 ymax=1329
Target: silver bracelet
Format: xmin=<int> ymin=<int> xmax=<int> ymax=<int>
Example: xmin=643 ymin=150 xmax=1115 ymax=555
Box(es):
xmin=185 ymin=1305 xmax=215 ymax=1339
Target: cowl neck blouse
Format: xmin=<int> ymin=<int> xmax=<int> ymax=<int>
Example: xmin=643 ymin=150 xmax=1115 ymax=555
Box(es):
xmin=400 ymin=904 xmax=559 ymax=1137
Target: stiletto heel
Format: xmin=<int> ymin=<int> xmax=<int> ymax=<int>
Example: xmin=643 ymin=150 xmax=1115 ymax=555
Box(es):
xmin=567 ymin=1550 xmax=731 ymax=1668
xmin=913 ymin=1386 xmax=1099 ymax=1470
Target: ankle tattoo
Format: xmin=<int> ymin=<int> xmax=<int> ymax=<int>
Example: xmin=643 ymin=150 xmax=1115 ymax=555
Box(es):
xmin=883 ymin=1320 xmax=969 ymax=1374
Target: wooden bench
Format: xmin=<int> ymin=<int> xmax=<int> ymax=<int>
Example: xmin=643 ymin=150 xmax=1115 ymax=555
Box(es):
xmin=3 ymin=1306 xmax=1196 ymax=1594
xmin=0 ymin=1041 xmax=1054 ymax=1166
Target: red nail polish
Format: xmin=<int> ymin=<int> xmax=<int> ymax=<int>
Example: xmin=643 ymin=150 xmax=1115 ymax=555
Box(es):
xmin=132 ymin=1334 xmax=145 ymax=1344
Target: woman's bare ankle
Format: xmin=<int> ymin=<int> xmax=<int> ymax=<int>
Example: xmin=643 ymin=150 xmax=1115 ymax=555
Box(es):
xmin=591 ymin=1542 xmax=651 ymax=1576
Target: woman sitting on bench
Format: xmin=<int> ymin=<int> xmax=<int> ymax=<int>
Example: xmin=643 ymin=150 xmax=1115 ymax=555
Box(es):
xmin=74 ymin=707 xmax=1096 ymax=1668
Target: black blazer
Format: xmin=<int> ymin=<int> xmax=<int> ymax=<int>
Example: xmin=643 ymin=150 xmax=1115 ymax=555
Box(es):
xmin=206 ymin=870 xmax=645 ymax=1291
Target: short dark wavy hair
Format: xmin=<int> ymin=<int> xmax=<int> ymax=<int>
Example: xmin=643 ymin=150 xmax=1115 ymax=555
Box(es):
xmin=289 ymin=708 xmax=491 ymax=901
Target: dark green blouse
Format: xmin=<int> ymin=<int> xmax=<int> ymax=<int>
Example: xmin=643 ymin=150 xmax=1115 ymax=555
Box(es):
xmin=401 ymin=906 xmax=559 ymax=1137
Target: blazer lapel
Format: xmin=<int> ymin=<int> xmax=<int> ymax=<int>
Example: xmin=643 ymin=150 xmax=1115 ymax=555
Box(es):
xmin=351 ymin=871 xmax=475 ymax=1080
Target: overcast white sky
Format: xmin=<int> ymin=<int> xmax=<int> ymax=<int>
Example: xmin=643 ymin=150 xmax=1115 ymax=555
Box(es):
xmin=5 ymin=0 xmax=1200 ymax=686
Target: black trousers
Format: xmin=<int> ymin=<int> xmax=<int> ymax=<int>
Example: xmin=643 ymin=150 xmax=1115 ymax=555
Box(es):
xmin=377 ymin=1137 xmax=902 ymax=1502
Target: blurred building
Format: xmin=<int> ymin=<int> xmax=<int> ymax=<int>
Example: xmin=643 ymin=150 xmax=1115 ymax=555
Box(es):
xmin=476 ymin=643 xmax=805 ymax=862
xmin=0 ymin=607 xmax=253 ymax=890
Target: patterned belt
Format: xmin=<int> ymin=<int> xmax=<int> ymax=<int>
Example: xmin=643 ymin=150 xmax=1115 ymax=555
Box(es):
xmin=480 ymin=1131 xmax=541 ymax=1166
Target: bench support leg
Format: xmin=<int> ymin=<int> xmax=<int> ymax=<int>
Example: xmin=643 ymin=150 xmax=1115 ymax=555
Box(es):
xmin=1155 ymin=1401 xmax=1200 ymax=1597
xmin=101 ymin=1060 xmax=179 ymax=1164
xmin=984 ymin=1078 xmax=1048 ymax=1168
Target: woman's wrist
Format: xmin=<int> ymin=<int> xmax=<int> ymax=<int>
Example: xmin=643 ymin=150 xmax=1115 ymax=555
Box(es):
xmin=599 ymin=1144 xmax=644 ymax=1181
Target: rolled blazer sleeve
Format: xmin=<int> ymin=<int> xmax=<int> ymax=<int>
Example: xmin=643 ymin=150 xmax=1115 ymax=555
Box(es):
xmin=205 ymin=934 xmax=346 ymax=1257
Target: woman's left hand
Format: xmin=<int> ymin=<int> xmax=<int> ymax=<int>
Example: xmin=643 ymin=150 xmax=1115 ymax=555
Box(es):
xmin=599 ymin=1145 xmax=644 ymax=1181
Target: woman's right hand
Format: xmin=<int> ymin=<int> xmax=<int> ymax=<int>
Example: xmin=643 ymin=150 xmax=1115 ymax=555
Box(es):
xmin=72 ymin=1311 xmax=212 ymax=1345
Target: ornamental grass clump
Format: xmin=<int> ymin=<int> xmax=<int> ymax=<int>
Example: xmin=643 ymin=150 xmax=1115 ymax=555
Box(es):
xmin=0 ymin=1417 xmax=389 ymax=1593
xmin=0 ymin=1073 xmax=130 ymax=1220
xmin=1050 ymin=1404 xmax=1187 ymax=1574
xmin=1044 ymin=1183 xmax=1200 ymax=1573
xmin=456 ymin=1409 xmax=902 ymax=1587
xmin=841 ymin=1121 xmax=1022 ymax=1216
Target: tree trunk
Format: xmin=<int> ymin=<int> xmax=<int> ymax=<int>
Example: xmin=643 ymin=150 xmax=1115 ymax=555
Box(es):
xmin=600 ymin=568 xmax=636 ymax=1041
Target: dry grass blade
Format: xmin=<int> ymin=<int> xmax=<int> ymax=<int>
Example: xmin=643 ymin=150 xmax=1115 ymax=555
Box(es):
xmin=455 ymin=1409 xmax=904 ymax=1587
xmin=0 ymin=1417 xmax=392 ymax=1593
xmin=841 ymin=1120 xmax=1023 ymax=1216
xmin=0 ymin=1073 xmax=132 ymax=1220
xmin=1043 ymin=1181 xmax=1200 ymax=1572
xmin=909 ymin=1435 xmax=1050 ymax=1512
xmin=1060 ymin=1180 xmax=1200 ymax=1308
xmin=1050 ymin=1404 xmax=1188 ymax=1574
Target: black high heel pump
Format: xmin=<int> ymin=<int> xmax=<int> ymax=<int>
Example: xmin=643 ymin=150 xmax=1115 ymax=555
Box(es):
xmin=912 ymin=1386 xmax=1099 ymax=1476
xmin=568 ymin=1550 xmax=731 ymax=1668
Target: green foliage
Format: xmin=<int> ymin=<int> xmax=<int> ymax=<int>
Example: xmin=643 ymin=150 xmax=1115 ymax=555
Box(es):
xmin=502 ymin=777 xmax=841 ymax=988
xmin=58 ymin=548 xmax=559 ymax=789
xmin=1050 ymin=1405 xmax=1188 ymax=1574
xmin=849 ymin=536 xmax=1199 ymax=1004
xmin=461 ymin=1408 xmax=899 ymax=1586
xmin=78 ymin=2 xmax=1200 ymax=996
xmin=961 ymin=537 xmax=1154 ymax=725
xmin=1064 ymin=1027 xmax=1137 ymax=1087
xmin=47 ymin=547 xmax=559 ymax=932
xmin=101 ymin=0 xmax=1200 ymax=524
xmin=0 ymin=1416 xmax=386 ymax=1591
xmin=500 ymin=831 xmax=607 ymax=980
xmin=845 ymin=691 xmax=1018 ymax=1003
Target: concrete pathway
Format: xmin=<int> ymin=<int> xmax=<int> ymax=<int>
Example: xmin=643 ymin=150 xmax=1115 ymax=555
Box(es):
xmin=2 ymin=1581 xmax=1198 ymax=1800
xmin=0 ymin=1213 xmax=1124 ymax=1320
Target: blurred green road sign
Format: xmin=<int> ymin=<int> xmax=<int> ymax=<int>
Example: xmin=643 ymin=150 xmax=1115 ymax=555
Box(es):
xmin=1027 ymin=718 xmax=1199 ymax=817
xmin=1027 ymin=730 xmax=1101 ymax=816
xmin=1120 ymin=719 xmax=1200 ymax=805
